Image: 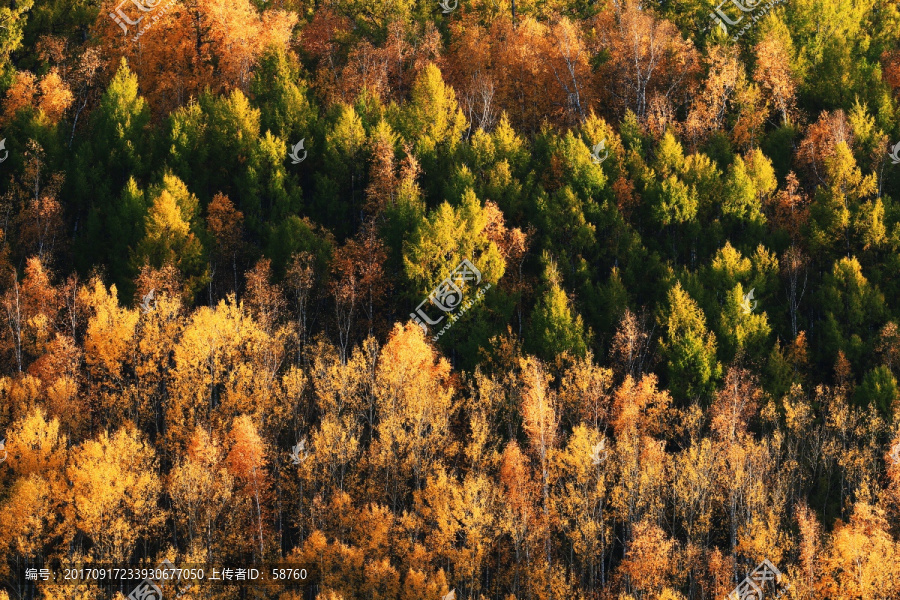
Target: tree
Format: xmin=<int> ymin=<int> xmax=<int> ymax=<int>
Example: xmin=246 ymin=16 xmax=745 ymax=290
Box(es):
xmin=0 ymin=473 xmax=56 ymax=568
xmin=371 ymin=323 xmax=454 ymax=508
xmin=402 ymin=63 xmax=467 ymax=158
xmin=226 ymin=414 xmax=270 ymax=557
xmin=79 ymin=277 xmax=139 ymax=424
xmin=64 ymin=427 xmax=163 ymax=562
xmin=498 ymin=440 xmax=540 ymax=597
xmin=285 ymin=251 xmax=322 ymax=353
xmin=250 ymin=47 xmax=315 ymax=143
xmin=767 ymin=172 xmax=809 ymax=243
xmin=4 ymin=405 xmax=66 ymax=479
xmin=658 ymin=282 xmax=721 ymax=401
xmin=819 ymin=256 xmax=886 ymax=368
xmin=134 ymin=174 xmax=207 ymax=298
xmin=818 ymin=503 xmax=900 ymax=598
xmin=312 ymin=102 xmax=368 ymax=235
xmin=685 ymin=45 xmax=744 ymax=145
xmin=555 ymin=425 xmax=613 ymax=589
xmin=753 ymin=31 xmax=798 ymax=125
xmin=75 ymin=57 xmax=149 ymax=196
xmin=594 ymin=3 xmax=700 ymax=121
xmin=403 ymin=188 xmax=506 ymax=296
xmin=244 ymin=258 xmax=287 ymax=334
xmin=2 ymin=141 xmax=67 ymax=266
xmin=722 ymin=155 xmax=765 ymax=224
xmin=0 ymin=0 xmax=34 ymax=74
xmin=165 ymin=296 xmax=276 ymax=449
xmin=98 ymin=0 xmax=296 ymax=115
xmin=519 ymin=356 xmax=557 ymax=595
xmin=74 ymin=59 xmax=151 ymax=287
xmin=365 ymin=119 xmax=403 ymax=216
xmin=618 ymin=518 xmax=680 ymax=598
xmin=854 ymin=365 xmax=899 ymax=415
xmin=206 ymin=192 xmax=245 ymax=299
xmin=710 ymin=367 xmax=762 ymax=442
xmin=526 ymin=255 xmax=591 ymax=360
xmin=609 ymin=309 xmax=655 ymax=382
xmin=306 ymin=341 xmax=364 ymax=494
xmin=330 ymin=222 xmax=389 ymax=362
xmin=168 ymin=426 xmax=235 ymax=557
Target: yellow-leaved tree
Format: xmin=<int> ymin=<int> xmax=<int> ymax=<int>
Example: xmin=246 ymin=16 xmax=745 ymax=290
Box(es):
xmin=168 ymin=426 xmax=234 ymax=559
xmin=63 ymin=426 xmax=163 ymax=562
xmin=372 ymin=323 xmax=454 ymax=510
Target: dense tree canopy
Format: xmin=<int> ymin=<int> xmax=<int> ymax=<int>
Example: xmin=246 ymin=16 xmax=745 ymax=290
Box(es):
xmin=3 ymin=0 xmax=900 ymax=598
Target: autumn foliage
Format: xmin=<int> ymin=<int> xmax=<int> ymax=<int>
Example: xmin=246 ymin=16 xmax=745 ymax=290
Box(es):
xmin=3 ymin=0 xmax=900 ymax=598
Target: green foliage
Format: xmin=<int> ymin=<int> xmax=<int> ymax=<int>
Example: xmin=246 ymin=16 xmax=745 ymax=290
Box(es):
xmin=7 ymin=2 xmax=900 ymax=599
xmin=266 ymin=215 xmax=334 ymax=277
xmin=819 ymin=256 xmax=887 ymax=367
xmin=85 ymin=177 xmax=147 ymax=294
xmin=311 ymin=103 xmax=368 ymax=236
xmin=83 ymin=58 xmax=150 ymax=191
xmin=402 ymin=63 xmax=467 ymax=158
xmin=134 ymin=174 xmax=207 ymax=295
xmin=526 ymin=255 xmax=591 ymax=360
xmin=651 ymin=176 xmax=698 ymax=227
xmin=250 ymin=47 xmax=316 ymax=143
xmin=722 ymin=155 xmax=764 ymax=224
xmin=403 ymin=189 xmax=505 ymax=295
xmin=72 ymin=59 xmax=152 ymax=287
xmin=0 ymin=0 xmax=34 ymax=75
xmin=854 ymin=365 xmax=899 ymax=414
xmin=659 ymin=282 xmax=721 ymax=401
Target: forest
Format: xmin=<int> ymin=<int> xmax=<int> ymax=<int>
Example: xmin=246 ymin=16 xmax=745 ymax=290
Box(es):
xmin=1 ymin=0 xmax=900 ymax=598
